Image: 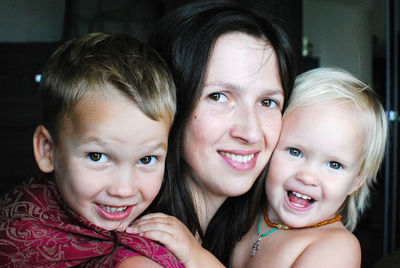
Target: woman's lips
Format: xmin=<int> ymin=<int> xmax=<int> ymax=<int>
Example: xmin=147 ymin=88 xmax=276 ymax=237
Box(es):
xmin=218 ymin=151 xmax=258 ymax=171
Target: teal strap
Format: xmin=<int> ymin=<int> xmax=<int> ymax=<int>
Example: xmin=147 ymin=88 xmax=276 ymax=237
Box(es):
xmin=251 ymin=212 xmax=278 ymax=257
xmin=257 ymin=212 xmax=278 ymax=237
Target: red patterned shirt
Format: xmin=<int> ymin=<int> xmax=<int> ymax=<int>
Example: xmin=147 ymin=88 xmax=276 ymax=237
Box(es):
xmin=0 ymin=175 xmax=183 ymax=267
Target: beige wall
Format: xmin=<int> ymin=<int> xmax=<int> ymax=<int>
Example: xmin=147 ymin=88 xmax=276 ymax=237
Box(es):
xmin=303 ymin=0 xmax=373 ymax=83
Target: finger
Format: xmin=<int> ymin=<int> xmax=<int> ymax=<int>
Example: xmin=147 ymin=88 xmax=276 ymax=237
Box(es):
xmin=131 ymin=220 xmax=178 ymax=235
xmin=127 ymin=218 xmax=170 ymax=233
xmin=132 ymin=215 xmax=179 ymax=228
xmin=140 ymin=229 xmax=175 ymax=243
xmin=136 ymin=212 xmax=171 ymax=221
xmin=139 ymin=228 xmax=200 ymax=265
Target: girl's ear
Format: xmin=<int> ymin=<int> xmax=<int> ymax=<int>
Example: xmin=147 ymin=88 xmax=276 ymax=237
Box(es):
xmin=348 ymin=173 xmax=365 ymax=196
xmin=33 ymin=125 xmax=55 ymax=173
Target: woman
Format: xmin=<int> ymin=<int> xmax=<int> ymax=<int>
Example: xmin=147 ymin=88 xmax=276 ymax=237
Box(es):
xmin=139 ymin=1 xmax=297 ymax=265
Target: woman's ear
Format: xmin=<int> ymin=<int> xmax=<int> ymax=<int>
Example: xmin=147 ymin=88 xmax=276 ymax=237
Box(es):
xmin=33 ymin=125 xmax=55 ymax=173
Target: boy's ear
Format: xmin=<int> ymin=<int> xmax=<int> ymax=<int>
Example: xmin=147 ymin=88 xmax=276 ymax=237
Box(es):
xmin=33 ymin=125 xmax=55 ymax=173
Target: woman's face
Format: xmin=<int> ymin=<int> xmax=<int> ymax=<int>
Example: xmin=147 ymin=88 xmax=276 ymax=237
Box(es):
xmin=183 ymin=32 xmax=284 ymax=204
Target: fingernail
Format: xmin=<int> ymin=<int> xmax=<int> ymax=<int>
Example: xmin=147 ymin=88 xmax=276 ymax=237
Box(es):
xmin=126 ymin=227 xmax=136 ymax=233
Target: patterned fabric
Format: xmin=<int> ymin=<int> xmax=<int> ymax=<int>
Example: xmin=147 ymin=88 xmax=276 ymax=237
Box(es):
xmin=0 ymin=175 xmax=183 ymax=268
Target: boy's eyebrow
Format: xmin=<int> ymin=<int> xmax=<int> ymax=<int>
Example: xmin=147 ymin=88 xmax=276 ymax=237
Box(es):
xmin=81 ymin=137 xmax=167 ymax=152
xmin=144 ymin=141 xmax=168 ymax=152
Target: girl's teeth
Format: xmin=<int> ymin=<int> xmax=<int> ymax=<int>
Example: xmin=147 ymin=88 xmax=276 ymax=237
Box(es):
xmin=292 ymin=191 xmax=311 ymax=200
xmin=101 ymin=205 xmax=128 ymax=213
xmin=220 ymin=152 xmax=254 ymax=163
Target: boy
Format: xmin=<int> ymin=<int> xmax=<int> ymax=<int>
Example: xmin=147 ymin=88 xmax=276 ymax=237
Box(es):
xmin=0 ymin=33 xmax=183 ymax=267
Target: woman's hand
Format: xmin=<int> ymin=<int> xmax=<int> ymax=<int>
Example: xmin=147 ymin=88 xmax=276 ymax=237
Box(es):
xmin=126 ymin=213 xmax=225 ymax=268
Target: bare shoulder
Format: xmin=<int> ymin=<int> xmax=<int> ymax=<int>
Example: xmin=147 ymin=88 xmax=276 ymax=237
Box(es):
xmin=118 ymin=255 xmax=163 ymax=268
xmin=293 ymin=227 xmax=361 ymax=268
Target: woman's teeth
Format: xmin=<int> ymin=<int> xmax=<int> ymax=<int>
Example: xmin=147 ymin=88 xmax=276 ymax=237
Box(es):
xmin=101 ymin=205 xmax=128 ymax=213
xmin=220 ymin=152 xmax=254 ymax=163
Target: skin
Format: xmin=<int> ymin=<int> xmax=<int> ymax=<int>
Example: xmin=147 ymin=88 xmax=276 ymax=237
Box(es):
xmin=128 ymin=32 xmax=284 ymax=268
xmin=266 ymin=103 xmax=364 ymax=228
xmin=230 ymin=102 xmax=364 ymax=268
xmin=183 ymin=31 xmax=284 ymax=227
xmin=33 ymin=84 xmax=170 ymax=233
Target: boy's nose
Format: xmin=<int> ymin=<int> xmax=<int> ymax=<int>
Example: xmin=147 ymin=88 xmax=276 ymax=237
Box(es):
xmin=107 ymin=170 xmax=137 ymax=197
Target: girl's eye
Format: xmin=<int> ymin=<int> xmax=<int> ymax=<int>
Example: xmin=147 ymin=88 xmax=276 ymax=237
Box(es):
xmin=88 ymin=152 xmax=108 ymax=162
xmin=328 ymin=161 xmax=342 ymax=170
xmin=208 ymin=92 xmax=228 ymax=103
xmin=138 ymin=156 xmax=157 ymax=166
xmin=259 ymin=98 xmax=278 ymax=108
xmin=289 ymin=148 xmax=302 ymax=157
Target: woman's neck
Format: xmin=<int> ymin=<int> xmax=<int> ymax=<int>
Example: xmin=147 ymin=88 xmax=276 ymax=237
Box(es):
xmin=188 ymin=179 xmax=227 ymax=234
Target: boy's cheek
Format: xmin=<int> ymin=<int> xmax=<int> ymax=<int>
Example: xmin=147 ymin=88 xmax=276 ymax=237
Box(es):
xmin=141 ymin=172 xmax=164 ymax=200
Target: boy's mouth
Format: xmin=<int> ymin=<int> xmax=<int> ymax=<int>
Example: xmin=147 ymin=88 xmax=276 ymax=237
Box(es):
xmin=100 ymin=205 xmax=128 ymax=213
xmin=287 ymin=191 xmax=315 ymax=208
xmin=96 ymin=204 xmax=133 ymax=221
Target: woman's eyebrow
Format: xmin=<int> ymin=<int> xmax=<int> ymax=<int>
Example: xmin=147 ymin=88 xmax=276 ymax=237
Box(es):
xmin=204 ymin=82 xmax=283 ymax=95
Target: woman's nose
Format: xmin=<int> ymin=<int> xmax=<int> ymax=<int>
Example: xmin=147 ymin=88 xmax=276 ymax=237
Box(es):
xmin=230 ymin=105 xmax=262 ymax=144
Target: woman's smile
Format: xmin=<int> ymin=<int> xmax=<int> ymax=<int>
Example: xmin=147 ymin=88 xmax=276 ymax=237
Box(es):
xmin=218 ymin=150 xmax=259 ymax=171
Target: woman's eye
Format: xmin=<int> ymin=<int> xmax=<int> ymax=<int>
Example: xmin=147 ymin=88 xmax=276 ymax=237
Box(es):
xmin=328 ymin=161 xmax=342 ymax=170
xmin=289 ymin=148 xmax=302 ymax=157
xmin=259 ymin=98 xmax=278 ymax=108
xmin=138 ymin=155 xmax=157 ymax=166
xmin=208 ymin=92 xmax=228 ymax=103
xmin=88 ymin=152 xmax=108 ymax=162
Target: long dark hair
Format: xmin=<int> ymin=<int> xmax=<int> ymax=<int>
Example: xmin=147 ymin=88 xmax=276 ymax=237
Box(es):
xmin=149 ymin=0 xmax=297 ymax=264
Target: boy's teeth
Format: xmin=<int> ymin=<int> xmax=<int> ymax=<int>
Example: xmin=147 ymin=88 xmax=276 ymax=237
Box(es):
xmin=220 ymin=152 xmax=254 ymax=163
xmin=101 ymin=205 xmax=128 ymax=213
xmin=292 ymin=191 xmax=311 ymax=200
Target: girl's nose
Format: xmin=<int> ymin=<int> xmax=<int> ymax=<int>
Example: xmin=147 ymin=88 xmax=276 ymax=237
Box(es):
xmin=295 ymin=168 xmax=319 ymax=187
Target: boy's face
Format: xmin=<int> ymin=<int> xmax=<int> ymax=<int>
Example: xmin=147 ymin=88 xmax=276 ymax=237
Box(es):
xmin=52 ymin=86 xmax=169 ymax=231
xmin=266 ymin=103 xmax=364 ymax=228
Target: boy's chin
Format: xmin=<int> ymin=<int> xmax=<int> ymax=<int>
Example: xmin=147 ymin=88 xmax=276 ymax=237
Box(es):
xmin=96 ymin=221 xmax=130 ymax=232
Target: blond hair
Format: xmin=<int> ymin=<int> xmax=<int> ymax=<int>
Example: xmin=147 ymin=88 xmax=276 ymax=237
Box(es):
xmin=286 ymin=67 xmax=387 ymax=231
xmin=40 ymin=33 xmax=176 ymax=143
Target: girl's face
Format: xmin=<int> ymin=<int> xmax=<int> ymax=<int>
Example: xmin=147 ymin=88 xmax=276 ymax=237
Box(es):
xmin=183 ymin=32 xmax=284 ymax=205
xmin=266 ymin=103 xmax=364 ymax=228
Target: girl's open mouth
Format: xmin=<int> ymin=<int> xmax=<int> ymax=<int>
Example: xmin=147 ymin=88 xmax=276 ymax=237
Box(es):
xmin=287 ymin=191 xmax=315 ymax=208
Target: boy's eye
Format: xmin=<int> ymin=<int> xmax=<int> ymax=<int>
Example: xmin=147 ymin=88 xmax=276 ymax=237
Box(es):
xmin=259 ymin=98 xmax=278 ymax=108
xmin=88 ymin=152 xmax=108 ymax=162
xmin=138 ymin=156 xmax=157 ymax=166
xmin=289 ymin=148 xmax=302 ymax=157
xmin=208 ymin=92 xmax=228 ymax=103
xmin=328 ymin=161 xmax=342 ymax=170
